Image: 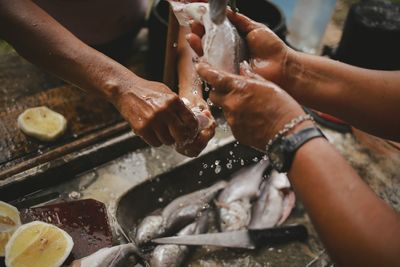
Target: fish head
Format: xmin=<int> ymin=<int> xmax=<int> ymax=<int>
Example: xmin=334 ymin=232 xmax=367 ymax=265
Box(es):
xmin=169 ymin=1 xmax=209 ymax=26
xmin=183 ymin=3 xmax=208 ymax=23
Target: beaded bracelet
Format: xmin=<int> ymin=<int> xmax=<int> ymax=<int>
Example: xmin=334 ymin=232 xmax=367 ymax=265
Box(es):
xmin=265 ymin=114 xmax=314 ymax=153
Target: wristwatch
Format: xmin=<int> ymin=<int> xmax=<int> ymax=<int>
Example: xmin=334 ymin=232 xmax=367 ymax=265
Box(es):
xmin=267 ymin=127 xmax=326 ymax=172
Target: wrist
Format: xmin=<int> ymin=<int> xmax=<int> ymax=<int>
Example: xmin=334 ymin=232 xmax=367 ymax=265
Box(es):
xmin=281 ymin=49 xmax=305 ymax=96
xmin=102 ymin=74 xmax=145 ymax=106
xmin=267 ymin=125 xmax=326 ymax=173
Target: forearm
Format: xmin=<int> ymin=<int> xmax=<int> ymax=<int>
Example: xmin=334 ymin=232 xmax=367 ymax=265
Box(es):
xmin=0 ymin=0 xmax=144 ymax=102
xmin=284 ymin=51 xmax=400 ymax=140
xmin=289 ymin=138 xmax=400 ymax=266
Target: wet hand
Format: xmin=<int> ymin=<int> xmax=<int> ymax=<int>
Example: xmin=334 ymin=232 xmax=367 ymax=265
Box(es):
xmin=187 ymin=11 xmax=294 ymax=87
xmin=177 ymin=97 xmax=216 ymax=157
xmin=113 ymin=80 xmax=199 ymax=148
xmin=196 ymin=62 xmax=305 ymax=151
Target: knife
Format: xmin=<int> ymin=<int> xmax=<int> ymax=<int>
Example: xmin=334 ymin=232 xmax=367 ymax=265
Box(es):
xmin=209 ymin=0 xmax=228 ymax=25
xmin=153 ymin=224 xmax=308 ymax=249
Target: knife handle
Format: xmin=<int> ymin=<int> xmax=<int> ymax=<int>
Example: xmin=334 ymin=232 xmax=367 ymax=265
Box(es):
xmin=249 ymin=225 xmax=308 ymax=247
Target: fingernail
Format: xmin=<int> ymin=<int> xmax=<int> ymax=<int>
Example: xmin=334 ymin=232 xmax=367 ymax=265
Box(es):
xmin=185 ymin=34 xmax=191 ymax=41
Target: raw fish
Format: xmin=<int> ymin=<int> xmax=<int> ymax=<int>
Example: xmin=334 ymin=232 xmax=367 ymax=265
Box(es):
xmin=249 ymin=171 xmax=296 ymax=229
xmin=135 ymin=181 xmax=226 ymax=245
xmin=162 ymin=181 xmax=226 ymax=233
xmin=169 ymin=1 xmax=246 ymax=74
xmin=150 ymin=211 xmax=209 ymax=267
xmin=217 ymin=160 xmax=270 ymax=231
xmin=135 ymin=214 xmax=164 ymax=246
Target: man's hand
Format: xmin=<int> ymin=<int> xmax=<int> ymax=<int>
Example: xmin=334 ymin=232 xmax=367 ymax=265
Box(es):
xmin=196 ymin=62 xmax=305 ymax=150
xmin=176 ymin=97 xmax=216 ymax=157
xmin=113 ymin=80 xmax=199 ymax=148
xmin=187 ymin=11 xmax=295 ymax=88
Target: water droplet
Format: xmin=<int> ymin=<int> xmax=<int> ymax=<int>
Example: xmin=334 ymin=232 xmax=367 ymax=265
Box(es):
xmin=206 ymin=98 xmax=214 ymax=106
xmin=226 ymin=162 xmax=232 ymax=169
xmin=199 ymin=170 xmax=203 ymax=176
xmin=215 ymin=165 xmax=222 ymax=174
xmin=173 ymin=42 xmax=178 ymax=48
xmin=68 ymin=191 xmax=81 ymax=200
xmin=158 ymin=197 xmax=164 ymax=203
xmin=253 ymin=157 xmax=259 ymax=162
xmin=240 ymin=159 xmax=245 ymax=166
xmin=215 ymin=160 xmax=220 ymax=166
xmin=203 ymin=163 xmax=208 ymax=169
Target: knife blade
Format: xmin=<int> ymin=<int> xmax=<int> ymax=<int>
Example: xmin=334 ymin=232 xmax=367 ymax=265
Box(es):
xmin=209 ymin=0 xmax=228 ymax=25
xmin=153 ymin=224 xmax=308 ymax=249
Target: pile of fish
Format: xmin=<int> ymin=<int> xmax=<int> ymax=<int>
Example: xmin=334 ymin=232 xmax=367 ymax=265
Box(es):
xmin=134 ymin=160 xmax=296 ymax=267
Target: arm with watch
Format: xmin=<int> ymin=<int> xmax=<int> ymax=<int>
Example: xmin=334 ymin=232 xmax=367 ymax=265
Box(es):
xmin=195 ymin=62 xmax=400 ymax=267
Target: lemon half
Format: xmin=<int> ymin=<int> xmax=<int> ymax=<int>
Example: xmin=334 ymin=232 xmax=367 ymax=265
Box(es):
xmin=17 ymin=106 xmax=67 ymax=142
xmin=5 ymin=221 xmax=74 ymax=267
xmin=0 ymin=201 xmax=21 ymax=257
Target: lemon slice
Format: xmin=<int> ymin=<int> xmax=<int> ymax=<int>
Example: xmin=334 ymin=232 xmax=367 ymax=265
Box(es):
xmin=5 ymin=221 xmax=74 ymax=267
xmin=0 ymin=201 xmax=21 ymax=257
xmin=17 ymin=106 xmax=67 ymax=142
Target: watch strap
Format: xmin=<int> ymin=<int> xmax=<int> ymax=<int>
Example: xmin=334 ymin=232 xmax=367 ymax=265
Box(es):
xmin=281 ymin=127 xmax=326 ymax=172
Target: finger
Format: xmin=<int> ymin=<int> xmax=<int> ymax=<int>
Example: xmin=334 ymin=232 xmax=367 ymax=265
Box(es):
xmin=153 ymin=121 xmax=175 ymax=145
xmin=227 ymin=10 xmax=264 ymax=35
xmin=169 ymin=100 xmax=199 ymax=143
xmin=186 ymin=33 xmax=204 ymax=56
xmin=209 ymin=91 xmax=225 ymax=107
xmin=176 ymin=124 xmax=216 ymax=157
xmin=196 ymin=63 xmax=240 ymax=95
xmin=139 ymin=128 xmax=162 ymax=147
xmin=189 ymin=21 xmax=205 ymax=38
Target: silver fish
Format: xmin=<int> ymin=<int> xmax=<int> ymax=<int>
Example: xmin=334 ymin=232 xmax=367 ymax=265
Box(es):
xmin=162 ymin=181 xmax=226 ymax=233
xmin=70 ymin=244 xmax=138 ymax=267
xmin=135 ymin=214 xmax=164 ymax=246
xmin=249 ymin=171 xmax=296 ymax=229
xmin=170 ymin=2 xmax=247 ymax=74
xmin=149 ymin=211 xmax=209 ymax=267
xmin=217 ymin=160 xmax=269 ymax=231
xmin=135 ymin=181 xmax=226 ymax=245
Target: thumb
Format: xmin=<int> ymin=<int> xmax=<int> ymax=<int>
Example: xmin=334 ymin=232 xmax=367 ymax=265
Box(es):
xmin=195 ymin=63 xmax=238 ymax=95
xmin=240 ymin=61 xmax=266 ymax=82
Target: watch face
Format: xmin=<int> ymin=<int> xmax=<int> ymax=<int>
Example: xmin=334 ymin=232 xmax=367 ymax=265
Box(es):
xmin=269 ymin=142 xmax=285 ymax=171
